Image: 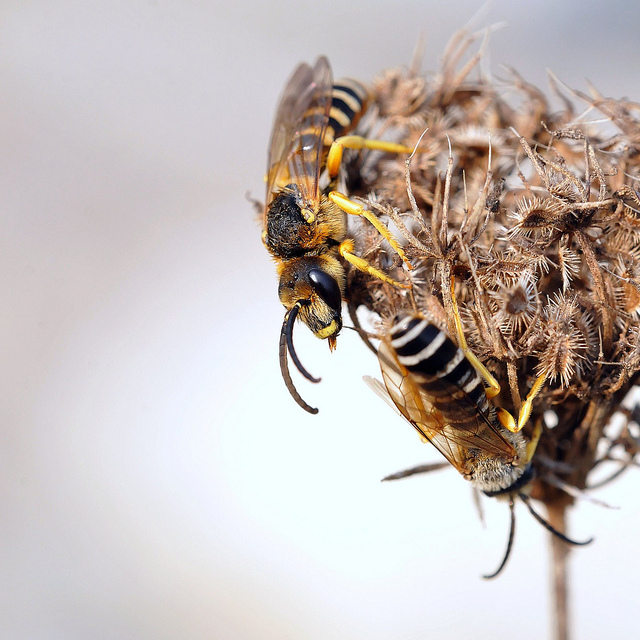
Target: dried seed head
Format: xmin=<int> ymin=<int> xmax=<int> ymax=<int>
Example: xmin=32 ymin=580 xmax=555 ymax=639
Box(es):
xmin=339 ymin=31 xmax=640 ymax=526
xmin=535 ymin=294 xmax=595 ymax=387
xmin=477 ymin=250 xmax=537 ymax=289
xmin=372 ymin=67 xmax=428 ymax=120
xmin=489 ymin=274 xmax=539 ymax=337
xmin=509 ymin=197 xmax=565 ymax=239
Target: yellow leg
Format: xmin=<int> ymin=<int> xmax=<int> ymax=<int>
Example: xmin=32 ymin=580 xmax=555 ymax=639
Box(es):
xmin=329 ymin=191 xmax=413 ymax=270
xmin=515 ymin=374 xmax=547 ymax=432
xmin=449 ymin=275 xmax=501 ymax=398
xmin=494 ymin=373 xmax=546 ymax=434
xmin=339 ymin=239 xmax=410 ymax=289
xmin=449 ymin=274 xmax=546 ymax=434
xmin=327 ymin=135 xmax=419 ymax=179
xmin=525 ymin=418 xmax=543 ymax=463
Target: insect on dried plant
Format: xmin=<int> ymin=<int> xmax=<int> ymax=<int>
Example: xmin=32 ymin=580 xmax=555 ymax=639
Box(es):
xmin=329 ymin=30 xmax=640 ymax=639
xmin=261 ymin=56 xmax=418 ymax=413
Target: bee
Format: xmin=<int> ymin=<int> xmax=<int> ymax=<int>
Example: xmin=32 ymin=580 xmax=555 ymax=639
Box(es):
xmin=369 ymin=310 xmax=592 ymax=578
xmin=263 ymin=56 xmax=415 ymax=414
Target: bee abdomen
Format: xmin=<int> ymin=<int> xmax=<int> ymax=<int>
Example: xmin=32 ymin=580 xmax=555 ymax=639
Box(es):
xmin=326 ymin=79 xmax=368 ymax=142
xmin=389 ymin=316 xmax=490 ymax=416
xmin=294 ymin=80 xmax=368 ymax=172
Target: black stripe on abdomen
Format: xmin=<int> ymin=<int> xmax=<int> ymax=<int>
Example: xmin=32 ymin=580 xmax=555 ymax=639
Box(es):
xmin=332 ymin=81 xmax=367 ymax=105
xmin=396 ymin=329 xmax=460 ymax=379
xmin=389 ymin=315 xmax=489 ymax=411
xmin=328 ymin=98 xmax=356 ymax=138
xmin=328 ymin=80 xmax=367 ymax=138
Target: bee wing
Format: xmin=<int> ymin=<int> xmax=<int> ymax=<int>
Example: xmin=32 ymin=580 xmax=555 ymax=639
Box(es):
xmin=265 ymin=56 xmax=333 ymax=216
xmin=377 ymin=341 xmax=517 ymax=475
xmin=365 ymin=373 xmax=470 ymax=469
xmin=363 ymin=375 xmax=404 ymax=417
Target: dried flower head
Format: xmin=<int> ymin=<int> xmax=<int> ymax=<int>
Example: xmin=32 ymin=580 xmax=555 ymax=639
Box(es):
xmin=488 ymin=273 xmax=539 ymax=338
xmin=535 ymin=293 xmax=596 ymax=387
xmin=335 ymin=32 xmax=640 ymax=618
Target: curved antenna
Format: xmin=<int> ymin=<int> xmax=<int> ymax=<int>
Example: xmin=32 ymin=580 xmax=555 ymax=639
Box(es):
xmin=346 ymin=303 xmax=378 ymax=355
xmin=284 ymin=303 xmax=321 ymax=382
xmin=518 ymin=493 xmax=594 ymax=546
xmin=278 ymin=304 xmax=320 ymax=414
xmin=483 ymin=496 xmax=516 ymax=580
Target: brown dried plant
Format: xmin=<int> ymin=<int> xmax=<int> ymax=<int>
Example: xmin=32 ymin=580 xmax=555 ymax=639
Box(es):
xmin=342 ymin=32 xmax=640 ymax=640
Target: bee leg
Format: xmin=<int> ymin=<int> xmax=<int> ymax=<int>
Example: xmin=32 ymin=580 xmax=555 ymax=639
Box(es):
xmin=381 ymin=461 xmax=450 ymax=481
xmin=329 ymin=191 xmax=413 ymax=269
xmin=449 ymin=274 xmax=546 ymax=435
xmin=326 ymin=134 xmax=418 ymax=179
xmin=338 ymin=239 xmax=411 ymax=289
xmin=449 ymin=274 xmax=501 ymax=398
xmin=514 ymin=374 xmax=547 ymax=431
xmin=525 ymin=417 xmax=543 ymax=463
xmin=493 ymin=373 xmax=548 ymax=434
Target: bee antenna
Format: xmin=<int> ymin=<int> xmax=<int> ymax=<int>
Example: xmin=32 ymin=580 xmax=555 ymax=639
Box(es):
xmin=518 ymin=493 xmax=594 ymax=546
xmin=278 ymin=304 xmax=320 ymax=414
xmin=284 ymin=303 xmax=321 ymax=383
xmin=343 ymin=325 xmax=367 ymax=335
xmin=344 ymin=308 xmax=378 ymax=356
xmin=482 ymin=496 xmax=516 ymax=580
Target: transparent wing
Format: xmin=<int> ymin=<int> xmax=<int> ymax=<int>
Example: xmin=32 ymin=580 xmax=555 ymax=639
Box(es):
xmin=265 ymin=56 xmax=332 ymax=218
xmin=363 ymin=375 xmax=403 ymax=416
xmin=377 ymin=340 xmax=516 ymax=475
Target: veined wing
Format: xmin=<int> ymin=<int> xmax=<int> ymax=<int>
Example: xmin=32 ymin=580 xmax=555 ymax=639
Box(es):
xmin=265 ymin=56 xmax=333 ymax=219
xmin=377 ymin=339 xmax=517 ymax=475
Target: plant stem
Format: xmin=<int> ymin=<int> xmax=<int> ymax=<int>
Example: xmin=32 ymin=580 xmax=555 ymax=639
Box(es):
xmin=547 ymin=502 xmax=570 ymax=640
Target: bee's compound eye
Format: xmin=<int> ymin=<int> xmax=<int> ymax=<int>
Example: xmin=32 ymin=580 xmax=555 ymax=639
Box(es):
xmin=308 ymin=269 xmax=342 ymax=311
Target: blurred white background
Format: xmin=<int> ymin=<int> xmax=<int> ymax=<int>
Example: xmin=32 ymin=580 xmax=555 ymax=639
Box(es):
xmin=1 ymin=1 xmax=639 ymax=638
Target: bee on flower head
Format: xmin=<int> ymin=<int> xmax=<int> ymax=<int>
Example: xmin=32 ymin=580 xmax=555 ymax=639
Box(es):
xmin=367 ymin=302 xmax=592 ymax=578
xmin=263 ymin=56 xmax=418 ymax=413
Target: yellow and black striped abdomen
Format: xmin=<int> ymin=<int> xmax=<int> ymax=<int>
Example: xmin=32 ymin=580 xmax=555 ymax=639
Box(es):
xmin=389 ymin=316 xmax=493 ymax=429
xmin=296 ymin=79 xmax=368 ymax=155
xmin=325 ymin=79 xmax=368 ymax=143
xmin=380 ymin=314 xmax=528 ymax=495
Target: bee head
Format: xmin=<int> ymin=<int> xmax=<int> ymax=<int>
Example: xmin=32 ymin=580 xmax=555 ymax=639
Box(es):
xmin=277 ymin=257 xmax=346 ymax=414
xmin=278 ymin=256 xmax=346 ymax=340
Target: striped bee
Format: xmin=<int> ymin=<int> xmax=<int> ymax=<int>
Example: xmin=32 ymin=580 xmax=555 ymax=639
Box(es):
xmin=370 ymin=313 xmax=591 ymax=578
xmin=377 ymin=315 xmax=532 ymax=494
xmin=263 ymin=56 xmax=413 ymax=414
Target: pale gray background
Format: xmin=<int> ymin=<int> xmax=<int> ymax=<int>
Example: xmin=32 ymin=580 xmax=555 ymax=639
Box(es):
xmin=1 ymin=1 xmax=639 ymax=638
